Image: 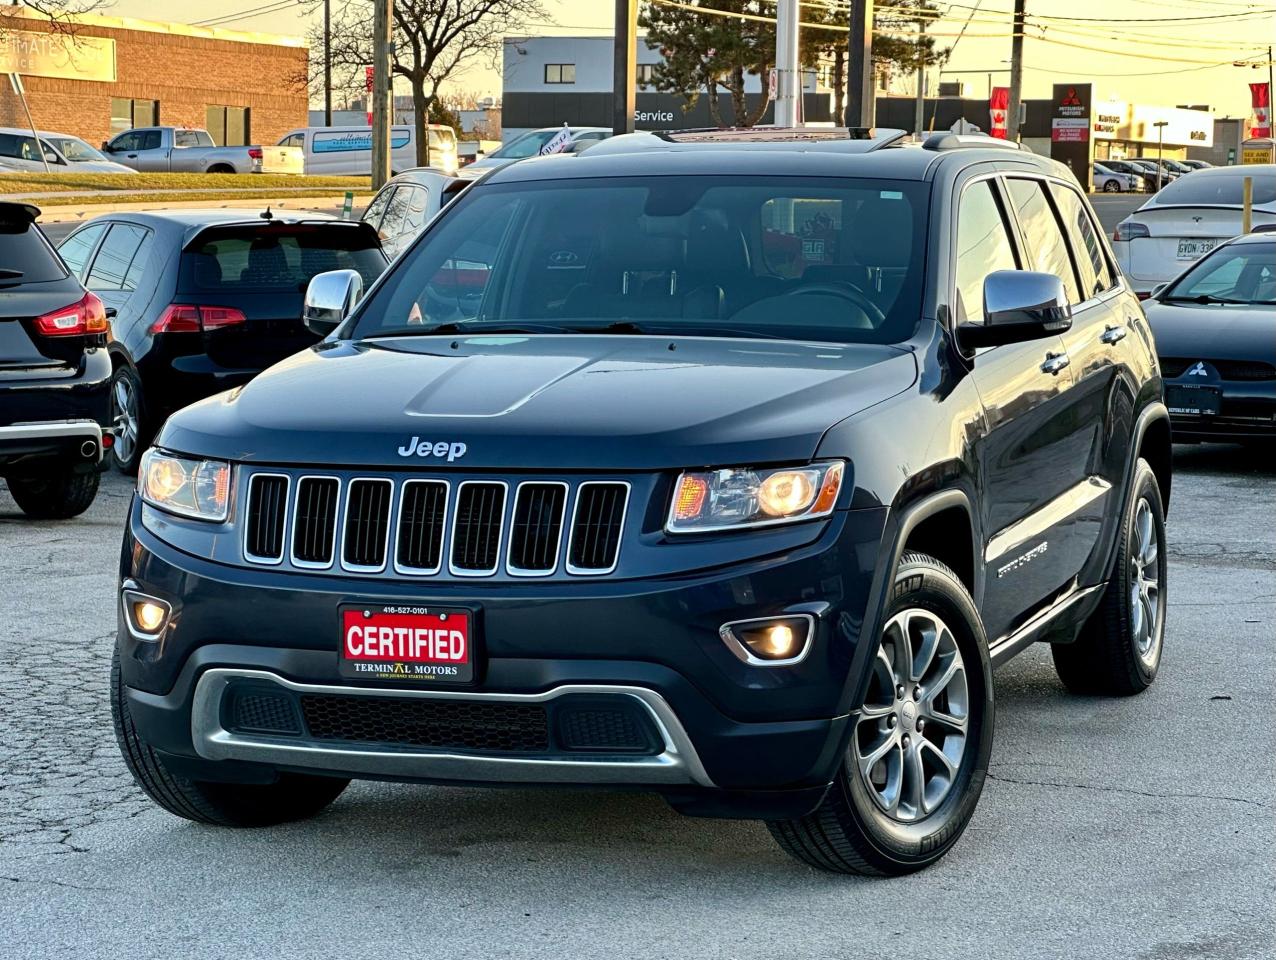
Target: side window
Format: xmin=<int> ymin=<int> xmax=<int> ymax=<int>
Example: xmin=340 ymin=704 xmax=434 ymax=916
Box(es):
xmin=56 ymin=223 xmax=108 ymax=281
xmin=402 ymin=185 xmax=431 ymax=235
xmin=108 ymin=132 xmax=138 ymax=153
xmin=1005 ymin=178 xmax=1081 ymax=304
xmin=280 ymin=133 xmax=304 ymax=149
xmin=86 ymin=224 xmax=151 ymax=293
xmin=361 ymin=187 xmax=396 ymax=233
xmin=954 ymin=180 xmax=1021 ymax=324
xmin=138 ymin=130 xmax=162 ymax=152
xmin=0 ymin=133 xmax=17 ymax=158
xmin=174 ymin=130 xmax=202 ymax=148
xmin=1050 ymin=183 xmax=1114 ymax=299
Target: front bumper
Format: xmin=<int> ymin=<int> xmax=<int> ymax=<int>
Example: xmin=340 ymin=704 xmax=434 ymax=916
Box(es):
xmin=119 ymin=498 xmax=888 ymax=816
xmin=1167 ymin=378 xmax=1276 ymax=442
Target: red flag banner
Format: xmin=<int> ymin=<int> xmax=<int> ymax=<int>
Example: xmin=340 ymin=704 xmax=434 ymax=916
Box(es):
xmin=1251 ymin=82 xmax=1271 ymax=138
xmin=989 ymin=86 xmax=1010 ymax=139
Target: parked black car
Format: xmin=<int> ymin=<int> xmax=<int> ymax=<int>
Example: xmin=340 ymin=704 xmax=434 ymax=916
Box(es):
xmin=112 ymin=130 xmax=1172 ymax=876
xmin=1144 ymin=232 xmax=1276 ymax=443
xmin=0 ymin=203 xmax=111 ymax=519
xmin=56 ymin=210 xmax=387 ymax=472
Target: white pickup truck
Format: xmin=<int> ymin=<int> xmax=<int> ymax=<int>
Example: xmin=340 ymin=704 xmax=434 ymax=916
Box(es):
xmin=100 ymin=127 xmax=303 ymax=175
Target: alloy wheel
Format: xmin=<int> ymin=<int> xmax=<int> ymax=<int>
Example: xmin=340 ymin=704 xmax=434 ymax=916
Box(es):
xmin=1129 ymin=497 xmax=1162 ymax=667
xmin=853 ymin=609 xmax=969 ymax=823
xmin=113 ymin=374 xmax=139 ymax=466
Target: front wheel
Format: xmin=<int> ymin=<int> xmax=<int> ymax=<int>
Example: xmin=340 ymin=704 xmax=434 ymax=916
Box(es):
xmin=768 ymin=553 xmax=994 ymax=875
xmin=1103 ymin=179 xmax=1121 ymax=193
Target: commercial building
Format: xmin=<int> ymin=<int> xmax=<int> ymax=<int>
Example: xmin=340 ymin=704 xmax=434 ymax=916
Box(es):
xmin=501 ymin=36 xmax=831 ymax=142
xmin=0 ymin=7 xmax=308 ymax=148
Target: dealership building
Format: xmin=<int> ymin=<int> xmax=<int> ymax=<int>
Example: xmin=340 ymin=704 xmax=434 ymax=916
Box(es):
xmin=0 ymin=7 xmax=308 ymax=148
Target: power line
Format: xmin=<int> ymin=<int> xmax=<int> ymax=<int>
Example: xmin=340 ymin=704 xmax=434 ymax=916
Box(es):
xmin=190 ymin=0 xmax=300 ymax=27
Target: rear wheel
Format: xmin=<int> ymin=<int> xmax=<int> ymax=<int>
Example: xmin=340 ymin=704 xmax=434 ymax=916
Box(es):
xmin=111 ymin=650 xmax=349 ymax=827
xmin=768 ymin=553 xmax=994 ymax=875
xmin=1103 ymin=179 xmax=1120 ymax=193
xmin=110 ymin=365 xmax=149 ymax=474
xmin=1052 ymin=459 xmax=1166 ymax=695
xmin=6 ymin=469 xmax=99 ymax=519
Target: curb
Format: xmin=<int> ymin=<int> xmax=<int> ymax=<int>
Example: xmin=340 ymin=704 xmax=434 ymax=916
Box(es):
xmin=33 ymin=194 xmax=363 ymax=222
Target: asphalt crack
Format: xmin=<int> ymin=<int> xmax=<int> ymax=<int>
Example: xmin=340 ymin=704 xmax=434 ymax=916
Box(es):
xmin=986 ymin=772 xmax=1269 ymax=809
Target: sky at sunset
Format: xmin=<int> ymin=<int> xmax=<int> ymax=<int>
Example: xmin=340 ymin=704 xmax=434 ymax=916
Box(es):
xmin=103 ymin=0 xmax=1274 ymax=117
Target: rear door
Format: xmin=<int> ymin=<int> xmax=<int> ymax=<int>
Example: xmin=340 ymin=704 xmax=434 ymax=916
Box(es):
xmin=0 ymin=210 xmax=89 ymax=391
xmin=178 ymin=221 xmax=387 ymax=373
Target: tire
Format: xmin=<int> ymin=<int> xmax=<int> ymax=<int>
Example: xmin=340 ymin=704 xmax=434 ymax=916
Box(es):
xmin=1052 ymin=459 xmax=1166 ymax=696
xmin=768 ymin=552 xmax=994 ymax=875
xmin=1103 ymin=179 xmax=1120 ymax=193
xmin=110 ymin=365 xmax=149 ymax=475
xmin=111 ymin=649 xmax=349 ymax=827
xmin=6 ymin=470 xmax=99 ymax=519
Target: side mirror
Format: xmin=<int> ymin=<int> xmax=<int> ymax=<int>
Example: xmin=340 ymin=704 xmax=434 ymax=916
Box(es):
xmin=957 ymin=271 xmax=1072 ymax=350
xmin=45 ymin=152 xmax=61 ymax=164
xmin=1149 ymin=283 xmax=1167 ymax=299
xmin=101 ymin=141 xmax=112 ymax=151
xmin=303 ymin=269 xmax=364 ymax=337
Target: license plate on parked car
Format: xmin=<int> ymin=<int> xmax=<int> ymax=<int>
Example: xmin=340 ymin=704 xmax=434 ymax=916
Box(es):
xmin=339 ymin=604 xmax=474 ymax=683
xmin=1166 ymin=384 xmax=1222 ymax=417
xmin=1176 ymin=238 xmax=1221 ymax=260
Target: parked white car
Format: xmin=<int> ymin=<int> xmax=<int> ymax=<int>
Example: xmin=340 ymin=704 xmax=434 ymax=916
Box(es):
xmin=465 ymin=126 xmax=612 ymax=171
xmin=1093 ymin=162 xmax=1139 ymax=193
xmin=101 ymin=127 xmax=302 ymax=174
xmin=0 ymin=128 xmax=136 ymax=174
xmin=1111 ymin=164 xmax=1276 ymax=295
xmin=278 ymin=125 xmax=458 ymax=177
xmin=359 ymin=166 xmax=482 ymax=259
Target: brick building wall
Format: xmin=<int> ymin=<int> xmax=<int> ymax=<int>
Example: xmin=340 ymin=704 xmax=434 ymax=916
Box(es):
xmin=0 ymin=12 xmax=308 ymax=147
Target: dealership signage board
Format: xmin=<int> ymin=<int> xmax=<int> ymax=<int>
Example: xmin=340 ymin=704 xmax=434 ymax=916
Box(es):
xmin=1125 ymin=105 xmax=1213 ymax=147
xmin=1093 ymin=102 xmax=1126 ymax=140
xmin=0 ymin=30 xmax=116 ymax=83
xmin=1050 ymin=83 xmax=1093 ymax=190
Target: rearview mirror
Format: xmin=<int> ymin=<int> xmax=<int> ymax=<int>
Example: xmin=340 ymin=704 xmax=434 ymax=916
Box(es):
xmin=303 ymin=269 xmax=364 ymax=337
xmin=957 ymin=271 xmax=1072 ymax=350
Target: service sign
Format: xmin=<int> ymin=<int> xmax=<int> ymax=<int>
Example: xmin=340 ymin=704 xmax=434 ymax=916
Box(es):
xmin=1050 ymin=83 xmax=1094 ymax=189
xmin=0 ymin=29 xmax=116 ymax=82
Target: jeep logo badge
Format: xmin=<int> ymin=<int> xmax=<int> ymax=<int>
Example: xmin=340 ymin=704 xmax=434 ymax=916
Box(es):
xmin=397 ymin=436 xmax=468 ymax=461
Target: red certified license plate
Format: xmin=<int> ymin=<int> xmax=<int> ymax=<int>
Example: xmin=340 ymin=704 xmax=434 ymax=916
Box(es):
xmin=339 ymin=604 xmax=474 ymax=683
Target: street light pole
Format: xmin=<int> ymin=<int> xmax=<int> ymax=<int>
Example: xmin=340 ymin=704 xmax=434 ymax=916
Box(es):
xmin=775 ymin=0 xmax=801 ymax=127
xmin=323 ymin=0 xmax=332 ymax=126
xmin=370 ymin=0 xmax=392 ymax=189
xmin=1154 ymin=120 xmax=1168 ymax=192
xmin=913 ymin=17 xmax=925 ymax=139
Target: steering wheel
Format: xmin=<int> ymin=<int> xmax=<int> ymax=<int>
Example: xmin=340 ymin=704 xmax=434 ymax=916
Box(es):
xmin=789 ymin=281 xmax=887 ymax=326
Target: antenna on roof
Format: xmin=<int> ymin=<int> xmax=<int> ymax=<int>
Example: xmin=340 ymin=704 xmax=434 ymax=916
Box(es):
xmin=260 ymin=206 xmax=274 ymax=221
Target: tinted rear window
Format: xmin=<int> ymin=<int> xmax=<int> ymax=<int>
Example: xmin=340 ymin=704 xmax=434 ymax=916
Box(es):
xmin=180 ymin=225 xmax=385 ymax=292
xmin=1154 ymin=173 xmax=1276 ymax=207
xmin=0 ymin=216 xmax=68 ymax=284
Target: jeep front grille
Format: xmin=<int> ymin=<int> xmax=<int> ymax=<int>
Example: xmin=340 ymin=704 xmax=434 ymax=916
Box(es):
xmin=246 ymin=471 xmax=631 ymax=579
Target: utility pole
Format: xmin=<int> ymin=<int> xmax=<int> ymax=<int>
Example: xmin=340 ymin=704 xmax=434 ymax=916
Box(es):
xmin=913 ymin=17 xmax=925 ymax=139
xmin=323 ymin=0 xmax=333 ymax=126
xmin=1006 ymin=0 xmax=1025 ymax=142
xmin=1154 ymin=120 xmax=1168 ymax=192
xmin=613 ymin=0 xmax=637 ymax=135
xmin=370 ymin=0 xmax=392 ymax=189
xmin=845 ymin=0 xmax=875 ymax=128
xmin=775 ymin=0 xmax=801 ymax=127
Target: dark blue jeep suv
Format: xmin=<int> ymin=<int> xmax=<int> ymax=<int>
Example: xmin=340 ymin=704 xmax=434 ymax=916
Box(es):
xmin=111 ymin=129 xmax=1171 ymax=875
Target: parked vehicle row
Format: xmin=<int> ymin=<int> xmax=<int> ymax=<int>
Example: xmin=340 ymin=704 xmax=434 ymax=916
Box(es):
xmin=101 ymin=127 xmax=303 ymax=175
xmin=1093 ymin=161 xmax=1142 ymax=193
xmin=0 ymin=127 xmax=135 ymax=174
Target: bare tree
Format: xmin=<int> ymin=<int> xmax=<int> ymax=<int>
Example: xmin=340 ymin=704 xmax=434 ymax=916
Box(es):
xmin=2 ymin=0 xmax=111 ymax=40
xmin=303 ymin=0 xmax=543 ymax=166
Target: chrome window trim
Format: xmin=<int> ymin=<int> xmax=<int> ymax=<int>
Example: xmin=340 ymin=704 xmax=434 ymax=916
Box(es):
xmin=564 ymin=480 xmax=631 ymax=576
xmin=242 ymin=472 xmax=290 ymax=566
xmin=505 ymin=480 xmax=569 ymax=578
xmin=338 ymin=476 xmax=395 ymax=574
xmin=447 ymin=479 xmax=509 ymax=578
xmin=392 ymin=478 xmax=451 ymax=577
xmin=191 ymin=668 xmax=715 ymax=788
xmin=288 ymin=475 xmax=342 ymax=570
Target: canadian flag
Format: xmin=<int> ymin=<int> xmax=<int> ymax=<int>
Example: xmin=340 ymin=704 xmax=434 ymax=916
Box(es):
xmin=989 ymin=87 xmax=1010 ymax=139
xmin=1251 ymin=82 xmax=1271 ymax=139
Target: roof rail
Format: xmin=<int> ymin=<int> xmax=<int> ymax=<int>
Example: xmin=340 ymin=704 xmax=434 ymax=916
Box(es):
xmin=922 ymin=133 xmax=1023 ymax=152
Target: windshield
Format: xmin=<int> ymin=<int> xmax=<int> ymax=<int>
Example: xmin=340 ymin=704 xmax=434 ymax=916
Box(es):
xmin=1154 ymin=173 xmax=1276 ymax=206
xmin=489 ymin=130 xmax=560 ymax=159
xmin=44 ymin=137 xmax=107 ymax=162
xmin=1163 ymin=243 xmax=1276 ymax=305
xmin=350 ymin=175 xmax=929 ymax=345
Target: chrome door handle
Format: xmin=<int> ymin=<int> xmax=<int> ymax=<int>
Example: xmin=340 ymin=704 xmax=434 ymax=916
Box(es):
xmin=1101 ymin=324 xmax=1127 ymax=345
xmin=1040 ymin=352 xmax=1071 ymax=375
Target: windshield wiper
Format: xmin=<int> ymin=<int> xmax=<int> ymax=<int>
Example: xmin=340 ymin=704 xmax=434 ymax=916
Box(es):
xmin=0 ymin=269 xmax=23 ymax=280
xmin=370 ymin=322 xmax=576 ymax=338
xmin=1161 ymin=294 xmax=1248 ymax=305
xmin=563 ymin=321 xmax=797 ymax=341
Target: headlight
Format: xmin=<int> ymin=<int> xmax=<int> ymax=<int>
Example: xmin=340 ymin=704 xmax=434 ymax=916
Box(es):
xmin=666 ymin=461 xmax=844 ymax=533
xmin=139 ymin=448 xmax=231 ymax=522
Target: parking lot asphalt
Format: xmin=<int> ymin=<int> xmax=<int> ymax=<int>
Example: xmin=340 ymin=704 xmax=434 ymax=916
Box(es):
xmin=1 ymin=443 xmax=1272 ymax=960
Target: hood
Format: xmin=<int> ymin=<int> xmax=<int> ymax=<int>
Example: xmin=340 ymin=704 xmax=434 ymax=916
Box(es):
xmin=1145 ymin=301 xmax=1276 ymax=364
xmin=159 ymin=334 xmax=917 ymax=470
xmin=67 ymin=160 xmax=137 ymax=174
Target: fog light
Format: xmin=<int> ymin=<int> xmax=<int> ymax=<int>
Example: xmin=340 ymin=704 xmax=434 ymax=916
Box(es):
xmin=719 ymin=615 xmax=814 ymax=666
xmin=122 ymin=589 xmax=171 ymax=640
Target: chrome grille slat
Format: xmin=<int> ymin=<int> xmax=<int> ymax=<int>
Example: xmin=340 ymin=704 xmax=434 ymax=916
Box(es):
xmin=243 ymin=472 xmax=628 ymax=578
